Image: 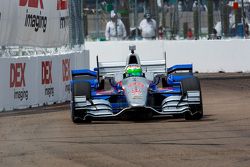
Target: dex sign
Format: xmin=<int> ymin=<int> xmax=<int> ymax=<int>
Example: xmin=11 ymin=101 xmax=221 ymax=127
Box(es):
xmin=10 ymin=63 xmax=26 ymax=88
xmin=19 ymin=0 xmax=44 ymax=9
xmin=62 ymin=59 xmax=70 ymax=82
xmin=41 ymin=61 xmax=54 ymax=97
xmin=57 ymin=0 xmax=68 ymax=10
xmin=9 ymin=63 xmax=29 ymax=101
xmin=42 ymin=61 xmax=52 ymax=85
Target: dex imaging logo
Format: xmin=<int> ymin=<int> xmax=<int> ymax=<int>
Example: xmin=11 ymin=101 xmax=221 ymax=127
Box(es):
xmin=19 ymin=0 xmax=44 ymax=9
xmin=62 ymin=59 xmax=71 ymax=82
xmin=41 ymin=61 xmax=54 ymax=97
xmin=57 ymin=0 xmax=69 ymax=29
xmin=42 ymin=61 xmax=52 ymax=85
xmin=10 ymin=63 xmax=26 ymax=88
xmin=62 ymin=59 xmax=71 ymax=93
xmin=19 ymin=0 xmax=47 ymax=33
xmin=57 ymin=0 xmax=68 ymax=10
xmin=9 ymin=63 xmax=29 ymax=101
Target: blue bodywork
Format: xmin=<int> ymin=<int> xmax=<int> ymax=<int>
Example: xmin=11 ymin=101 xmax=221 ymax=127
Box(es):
xmin=71 ymin=64 xmax=194 ymax=114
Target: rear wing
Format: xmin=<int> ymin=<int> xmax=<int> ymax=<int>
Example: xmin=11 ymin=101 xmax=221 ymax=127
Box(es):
xmin=167 ymin=64 xmax=193 ymax=74
xmin=96 ymin=57 xmax=167 ymax=76
xmin=71 ymin=69 xmax=98 ymax=88
xmin=72 ymin=69 xmax=97 ymax=78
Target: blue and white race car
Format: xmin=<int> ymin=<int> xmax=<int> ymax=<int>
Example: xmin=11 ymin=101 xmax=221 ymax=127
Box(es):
xmin=70 ymin=45 xmax=203 ymax=123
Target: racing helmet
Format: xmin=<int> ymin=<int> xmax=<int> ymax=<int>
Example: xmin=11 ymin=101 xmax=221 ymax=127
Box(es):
xmin=125 ymin=65 xmax=143 ymax=77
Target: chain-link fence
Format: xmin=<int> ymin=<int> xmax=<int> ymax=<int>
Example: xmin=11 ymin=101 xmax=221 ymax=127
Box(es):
xmin=83 ymin=0 xmax=250 ymax=41
xmin=69 ymin=0 xmax=85 ymax=46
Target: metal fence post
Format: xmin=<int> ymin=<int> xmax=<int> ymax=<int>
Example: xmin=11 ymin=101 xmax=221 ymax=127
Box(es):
xmin=95 ymin=0 xmax=100 ymax=39
xmin=135 ymin=0 xmax=138 ymax=39
xmin=241 ymin=0 xmax=246 ymax=37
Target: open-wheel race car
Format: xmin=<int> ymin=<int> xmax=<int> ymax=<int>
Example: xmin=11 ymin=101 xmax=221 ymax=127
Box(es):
xmin=70 ymin=45 xmax=203 ymax=123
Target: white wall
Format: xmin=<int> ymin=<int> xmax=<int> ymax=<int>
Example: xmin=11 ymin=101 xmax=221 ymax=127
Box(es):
xmin=85 ymin=39 xmax=250 ymax=73
xmin=0 ymin=50 xmax=89 ymax=112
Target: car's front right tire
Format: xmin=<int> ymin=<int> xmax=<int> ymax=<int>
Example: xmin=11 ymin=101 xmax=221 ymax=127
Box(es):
xmin=71 ymin=109 xmax=92 ymax=123
xmin=181 ymin=77 xmax=203 ymax=120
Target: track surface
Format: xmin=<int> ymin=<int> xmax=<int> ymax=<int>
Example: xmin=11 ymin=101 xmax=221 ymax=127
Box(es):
xmin=1 ymin=75 xmax=250 ymax=167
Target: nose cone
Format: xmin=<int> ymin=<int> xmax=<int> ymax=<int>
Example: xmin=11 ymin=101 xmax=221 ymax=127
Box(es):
xmin=122 ymin=77 xmax=149 ymax=107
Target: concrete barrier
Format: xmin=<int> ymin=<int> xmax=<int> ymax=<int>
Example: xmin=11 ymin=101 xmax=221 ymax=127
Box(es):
xmin=0 ymin=50 xmax=89 ymax=112
xmin=85 ymin=39 xmax=250 ymax=73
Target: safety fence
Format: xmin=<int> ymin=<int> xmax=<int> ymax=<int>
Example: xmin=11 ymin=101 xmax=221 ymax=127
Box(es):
xmin=84 ymin=0 xmax=250 ymax=40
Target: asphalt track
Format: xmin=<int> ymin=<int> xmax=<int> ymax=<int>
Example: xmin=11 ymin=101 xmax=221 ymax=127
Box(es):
xmin=1 ymin=74 xmax=250 ymax=167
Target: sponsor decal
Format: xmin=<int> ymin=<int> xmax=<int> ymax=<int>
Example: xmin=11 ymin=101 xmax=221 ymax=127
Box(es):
xmin=131 ymin=88 xmax=142 ymax=96
xmin=65 ymin=84 xmax=70 ymax=93
xmin=45 ymin=86 xmax=54 ymax=97
xmin=59 ymin=16 xmax=68 ymax=29
xmin=14 ymin=89 xmax=29 ymax=101
xmin=62 ymin=58 xmax=71 ymax=93
xmin=57 ymin=0 xmax=69 ymax=29
xmin=42 ymin=61 xmax=54 ymax=97
xmin=10 ymin=63 xmax=26 ymax=88
xmin=131 ymin=88 xmax=142 ymax=99
xmin=19 ymin=0 xmax=47 ymax=32
xmin=19 ymin=0 xmax=44 ymax=9
xmin=57 ymin=0 xmax=68 ymax=10
xmin=62 ymin=59 xmax=70 ymax=82
xmin=10 ymin=63 xmax=29 ymax=101
xmin=24 ymin=13 xmax=47 ymax=32
xmin=42 ymin=61 xmax=52 ymax=85
xmin=128 ymin=82 xmax=144 ymax=88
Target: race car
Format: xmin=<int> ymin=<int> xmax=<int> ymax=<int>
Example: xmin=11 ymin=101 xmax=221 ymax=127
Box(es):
xmin=70 ymin=45 xmax=203 ymax=123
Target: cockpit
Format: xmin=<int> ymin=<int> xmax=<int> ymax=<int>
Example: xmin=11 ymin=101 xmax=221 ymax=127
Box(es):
xmin=124 ymin=64 xmax=143 ymax=78
xmin=124 ymin=45 xmax=144 ymax=78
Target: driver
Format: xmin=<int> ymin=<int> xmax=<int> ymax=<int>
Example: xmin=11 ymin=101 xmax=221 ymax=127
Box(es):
xmin=125 ymin=65 xmax=143 ymax=77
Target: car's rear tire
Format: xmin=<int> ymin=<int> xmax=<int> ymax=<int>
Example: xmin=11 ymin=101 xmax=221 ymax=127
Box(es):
xmin=181 ymin=77 xmax=203 ymax=120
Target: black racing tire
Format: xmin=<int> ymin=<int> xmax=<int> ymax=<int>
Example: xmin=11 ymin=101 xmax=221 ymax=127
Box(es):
xmin=181 ymin=77 xmax=203 ymax=120
xmin=71 ymin=109 xmax=82 ymax=123
xmin=172 ymin=114 xmax=184 ymax=119
xmin=74 ymin=82 xmax=91 ymax=99
xmin=71 ymin=108 xmax=92 ymax=124
xmin=71 ymin=82 xmax=92 ymax=123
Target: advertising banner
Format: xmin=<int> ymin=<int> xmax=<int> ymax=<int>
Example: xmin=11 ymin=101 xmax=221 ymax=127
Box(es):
xmin=36 ymin=54 xmax=72 ymax=105
xmin=37 ymin=56 xmax=59 ymax=105
xmin=0 ymin=0 xmax=69 ymax=47
xmin=0 ymin=50 xmax=90 ymax=112
xmin=59 ymin=54 xmax=72 ymax=102
xmin=2 ymin=56 xmax=39 ymax=110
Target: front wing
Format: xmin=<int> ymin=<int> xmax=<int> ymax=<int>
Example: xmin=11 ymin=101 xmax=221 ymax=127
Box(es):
xmin=71 ymin=90 xmax=201 ymax=120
